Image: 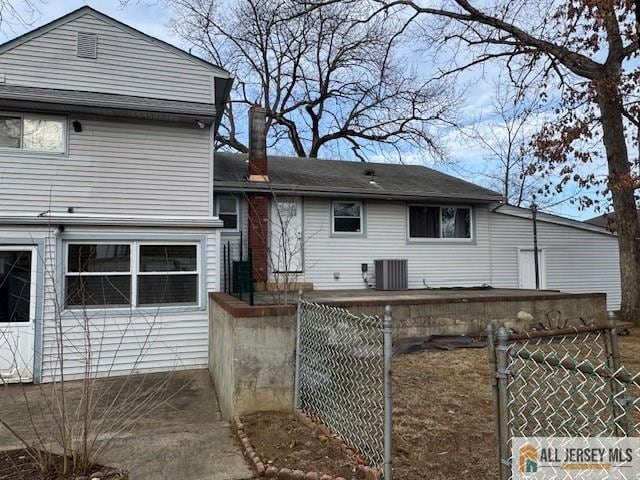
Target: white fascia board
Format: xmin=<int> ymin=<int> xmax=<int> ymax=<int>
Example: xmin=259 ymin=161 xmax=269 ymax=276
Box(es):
xmin=0 ymin=213 xmax=224 ymax=228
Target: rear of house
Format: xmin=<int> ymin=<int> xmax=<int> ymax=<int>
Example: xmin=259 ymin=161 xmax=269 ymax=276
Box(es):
xmin=215 ymin=108 xmax=622 ymax=313
xmin=0 ymin=7 xmax=233 ymax=383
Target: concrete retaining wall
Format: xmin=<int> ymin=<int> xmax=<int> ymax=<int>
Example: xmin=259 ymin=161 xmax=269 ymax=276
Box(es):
xmin=209 ymin=291 xmax=607 ymax=418
xmin=337 ymin=293 xmax=609 ymax=339
xmin=209 ymin=293 xmax=296 ymax=419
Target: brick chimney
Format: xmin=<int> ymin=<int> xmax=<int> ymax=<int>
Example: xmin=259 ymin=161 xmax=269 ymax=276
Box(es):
xmin=248 ymin=105 xmax=268 ymax=182
xmin=247 ymin=105 xmax=269 ymax=283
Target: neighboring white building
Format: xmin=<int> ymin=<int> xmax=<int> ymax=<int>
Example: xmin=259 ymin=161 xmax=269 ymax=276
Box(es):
xmin=0 ymin=6 xmax=233 ymax=383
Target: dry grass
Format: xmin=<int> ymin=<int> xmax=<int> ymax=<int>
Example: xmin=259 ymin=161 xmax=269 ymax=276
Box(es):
xmin=393 ymin=330 xmax=640 ymax=480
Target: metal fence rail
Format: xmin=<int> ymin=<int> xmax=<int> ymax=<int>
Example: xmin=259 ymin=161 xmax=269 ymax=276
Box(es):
xmin=488 ymin=323 xmax=640 ymax=480
xmin=294 ymin=296 xmax=392 ymax=478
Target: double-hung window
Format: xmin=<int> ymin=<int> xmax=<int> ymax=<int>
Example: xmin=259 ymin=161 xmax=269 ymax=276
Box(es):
xmin=0 ymin=113 xmax=66 ymax=153
xmin=217 ymin=196 xmax=239 ymax=230
xmin=138 ymin=245 xmax=199 ymax=306
xmin=408 ymin=206 xmax=472 ymax=240
xmin=65 ymin=242 xmax=200 ymax=309
xmin=332 ymin=201 xmax=363 ymax=234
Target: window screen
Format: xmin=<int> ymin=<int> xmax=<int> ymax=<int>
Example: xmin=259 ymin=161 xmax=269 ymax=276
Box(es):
xmin=332 ymin=201 xmax=362 ymax=233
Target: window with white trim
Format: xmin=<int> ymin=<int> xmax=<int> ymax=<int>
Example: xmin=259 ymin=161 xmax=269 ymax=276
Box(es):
xmin=332 ymin=201 xmax=362 ymax=234
xmin=217 ymin=196 xmax=239 ymax=230
xmin=408 ymin=205 xmax=472 ymax=239
xmin=0 ymin=113 xmax=66 ymax=153
xmin=65 ymin=242 xmax=199 ymax=309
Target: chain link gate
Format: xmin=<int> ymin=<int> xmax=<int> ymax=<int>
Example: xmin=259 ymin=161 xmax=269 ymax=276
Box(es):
xmin=294 ymin=294 xmax=393 ymax=479
xmin=487 ymin=323 xmax=640 ymax=480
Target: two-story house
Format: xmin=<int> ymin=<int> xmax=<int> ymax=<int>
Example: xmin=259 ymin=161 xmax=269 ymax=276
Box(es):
xmin=0 ymin=6 xmax=233 ymax=383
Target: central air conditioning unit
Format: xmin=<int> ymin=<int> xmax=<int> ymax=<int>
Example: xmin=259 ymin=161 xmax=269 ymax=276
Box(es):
xmin=374 ymin=259 xmax=408 ymax=290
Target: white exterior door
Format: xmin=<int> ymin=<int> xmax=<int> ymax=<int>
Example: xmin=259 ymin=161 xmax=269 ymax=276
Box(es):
xmin=518 ymin=249 xmax=546 ymax=289
xmin=271 ymin=197 xmax=303 ymax=273
xmin=0 ymin=247 xmax=36 ymax=383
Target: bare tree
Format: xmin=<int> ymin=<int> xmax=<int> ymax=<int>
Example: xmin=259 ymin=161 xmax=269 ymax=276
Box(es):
xmin=0 ymin=228 xmax=186 ymax=478
xmin=169 ymin=0 xmax=457 ymax=161
xmin=242 ymin=192 xmax=319 ymax=305
xmin=0 ymin=0 xmax=40 ymax=33
xmin=451 ymin=79 xmax=580 ymax=211
xmin=326 ymin=0 xmax=640 ymax=320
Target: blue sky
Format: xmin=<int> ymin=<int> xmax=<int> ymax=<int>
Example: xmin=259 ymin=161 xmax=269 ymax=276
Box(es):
xmin=1 ymin=0 xmax=602 ymax=220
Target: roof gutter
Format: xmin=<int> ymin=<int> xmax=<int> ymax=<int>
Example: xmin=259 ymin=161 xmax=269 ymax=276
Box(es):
xmin=214 ymin=182 xmax=504 ymax=204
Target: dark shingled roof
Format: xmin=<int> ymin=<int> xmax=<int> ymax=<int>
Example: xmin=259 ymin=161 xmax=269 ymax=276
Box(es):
xmin=214 ymin=152 xmax=503 ymax=202
xmin=585 ymin=212 xmax=639 ymax=232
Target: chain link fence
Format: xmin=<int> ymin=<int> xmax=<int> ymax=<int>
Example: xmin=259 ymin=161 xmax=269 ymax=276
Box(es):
xmin=488 ymin=323 xmax=640 ymax=480
xmin=294 ymin=297 xmax=392 ymax=478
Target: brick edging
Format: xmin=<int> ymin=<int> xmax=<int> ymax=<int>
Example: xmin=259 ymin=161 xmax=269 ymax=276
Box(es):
xmin=232 ymin=415 xmax=382 ymax=480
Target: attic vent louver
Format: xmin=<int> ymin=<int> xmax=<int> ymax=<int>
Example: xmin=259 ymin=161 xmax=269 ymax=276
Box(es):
xmin=76 ymin=32 xmax=97 ymax=59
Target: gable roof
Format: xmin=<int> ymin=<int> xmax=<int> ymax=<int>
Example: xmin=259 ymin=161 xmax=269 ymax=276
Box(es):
xmin=495 ymin=204 xmax=616 ymax=236
xmin=0 ymin=6 xmax=232 ymax=79
xmin=214 ymin=152 xmax=503 ymax=203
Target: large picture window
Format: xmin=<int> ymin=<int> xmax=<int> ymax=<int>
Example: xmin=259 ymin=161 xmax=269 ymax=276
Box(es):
xmin=409 ymin=206 xmax=472 ymax=240
xmin=65 ymin=242 xmax=200 ymax=309
xmin=332 ymin=201 xmax=363 ymax=234
xmin=0 ymin=114 xmax=66 ymax=153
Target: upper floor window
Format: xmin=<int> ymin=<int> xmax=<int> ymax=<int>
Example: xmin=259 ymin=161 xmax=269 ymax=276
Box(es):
xmin=409 ymin=205 xmax=472 ymax=240
xmin=0 ymin=114 xmax=66 ymax=153
xmin=217 ymin=196 xmax=239 ymax=230
xmin=332 ymin=200 xmax=363 ymax=234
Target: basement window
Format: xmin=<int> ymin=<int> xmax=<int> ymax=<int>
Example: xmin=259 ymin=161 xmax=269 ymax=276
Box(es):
xmin=332 ymin=201 xmax=363 ymax=234
xmin=0 ymin=113 xmax=66 ymax=153
xmin=408 ymin=205 xmax=472 ymax=240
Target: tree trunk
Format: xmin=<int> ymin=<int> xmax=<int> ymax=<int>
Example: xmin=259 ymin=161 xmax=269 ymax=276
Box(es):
xmin=596 ymin=85 xmax=640 ymax=321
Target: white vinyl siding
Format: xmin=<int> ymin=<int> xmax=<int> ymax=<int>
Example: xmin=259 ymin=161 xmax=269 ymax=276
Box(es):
xmin=0 ymin=12 xmax=215 ymax=102
xmin=0 ymin=115 xmax=211 ymax=216
xmin=298 ymin=198 xmax=621 ymax=312
xmin=488 ymin=207 xmax=621 ymax=311
xmin=302 ymin=199 xmax=492 ymax=288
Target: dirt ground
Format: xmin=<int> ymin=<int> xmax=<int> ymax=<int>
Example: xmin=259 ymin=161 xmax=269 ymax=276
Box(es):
xmin=392 ymin=329 xmax=640 ymax=480
xmin=241 ymin=412 xmax=368 ymax=479
xmin=0 ymin=449 xmax=124 ymax=480
xmin=240 ymin=330 xmax=639 ymax=480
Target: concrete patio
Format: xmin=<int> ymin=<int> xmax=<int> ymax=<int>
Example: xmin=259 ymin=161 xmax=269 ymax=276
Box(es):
xmin=0 ymin=370 xmax=254 ymax=480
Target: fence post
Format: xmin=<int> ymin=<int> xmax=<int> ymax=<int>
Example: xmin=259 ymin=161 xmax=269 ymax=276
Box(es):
xmin=383 ymin=305 xmax=393 ymax=480
xmin=605 ymin=322 xmax=629 ymax=435
xmin=496 ymin=326 xmax=511 ymax=480
xmin=486 ymin=323 xmax=502 ymax=468
xmin=293 ymin=289 xmax=304 ymax=409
